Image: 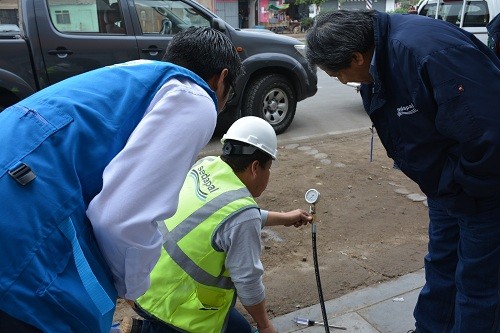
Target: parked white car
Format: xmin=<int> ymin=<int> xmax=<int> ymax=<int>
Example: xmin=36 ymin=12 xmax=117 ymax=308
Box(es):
xmin=417 ymin=0 xmax=500 ymax=45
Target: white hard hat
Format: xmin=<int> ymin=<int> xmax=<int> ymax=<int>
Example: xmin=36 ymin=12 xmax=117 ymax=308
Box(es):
xmin=221 ymin=116 xmax=278 ymax=160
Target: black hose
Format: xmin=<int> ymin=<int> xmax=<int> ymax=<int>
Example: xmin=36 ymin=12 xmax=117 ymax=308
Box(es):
xmin=312 ymin=223 xmax=330 ymax=333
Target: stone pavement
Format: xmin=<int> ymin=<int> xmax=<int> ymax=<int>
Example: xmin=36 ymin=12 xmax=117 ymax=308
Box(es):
xmin=271 ymin=269 xmax=425 ymax=333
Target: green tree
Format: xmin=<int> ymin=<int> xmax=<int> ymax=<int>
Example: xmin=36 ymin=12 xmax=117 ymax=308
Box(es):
xmin=293 ymin=0 xmax=326 ymax=8
xmin=292 ymin=0 xmax=325 ymax=30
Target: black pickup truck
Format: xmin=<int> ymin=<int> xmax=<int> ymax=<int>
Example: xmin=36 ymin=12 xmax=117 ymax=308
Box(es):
xmin=0 ymin=0 xmax=317 ymax=134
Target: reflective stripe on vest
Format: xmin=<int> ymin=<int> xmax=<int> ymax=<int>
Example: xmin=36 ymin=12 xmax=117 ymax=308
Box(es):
xmin=158 ymin=187 xmax=251 ymax=289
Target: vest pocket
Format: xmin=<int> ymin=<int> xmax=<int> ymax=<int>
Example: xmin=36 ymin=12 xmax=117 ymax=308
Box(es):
xmin=434 ymin=79 xmax=480 ymax=141
xmin=164 ymin=283 xmax=228 ymax=333
xmin=32 ymin=228 xmax=93 ymax=331
xmin=34 ymin=218 xmax=115 ymax=332
xmin=197 ymin=284 xmax=226 ymax=309
xmin=36 ymin=257 xmax=113 ymax=332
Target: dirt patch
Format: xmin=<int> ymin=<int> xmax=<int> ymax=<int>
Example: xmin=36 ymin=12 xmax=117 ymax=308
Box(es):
xmin=113 ymin=130 xmax=429 ymax=325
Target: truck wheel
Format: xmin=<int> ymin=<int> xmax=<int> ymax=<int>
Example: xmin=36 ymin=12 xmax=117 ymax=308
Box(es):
xmin=0 ymin=92 xmax=19 ymax=112
xmin=242 ymin=74 xmax=297 ymax=134
xmin=214 ymin=105 xmax=241 ymax=137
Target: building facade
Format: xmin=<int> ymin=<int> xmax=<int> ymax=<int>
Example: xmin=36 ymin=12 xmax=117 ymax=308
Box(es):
xmin=213 ymin=0 xmax=395 ymax=29
xmin=0 ymin=0 xmax=395 ymax=35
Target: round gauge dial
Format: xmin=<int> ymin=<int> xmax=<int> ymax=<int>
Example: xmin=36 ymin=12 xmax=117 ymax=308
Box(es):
xmin=305 ymin=189 xmax=320 ymax=204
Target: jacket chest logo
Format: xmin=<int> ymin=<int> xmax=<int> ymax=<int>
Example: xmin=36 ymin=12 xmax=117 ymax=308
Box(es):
xmin=396 ymin=103 xmax=418 ymax=117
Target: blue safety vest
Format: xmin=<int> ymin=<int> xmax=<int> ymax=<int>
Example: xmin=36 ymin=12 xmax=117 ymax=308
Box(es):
xmin=0 ymin=60 xmax=216 ymax=332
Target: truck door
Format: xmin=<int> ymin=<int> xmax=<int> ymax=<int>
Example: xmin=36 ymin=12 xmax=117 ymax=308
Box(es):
xmin=130 ymin=0 xmax=212 ymax=61
xmin=35 ymin=0 xmax=140 ymax=86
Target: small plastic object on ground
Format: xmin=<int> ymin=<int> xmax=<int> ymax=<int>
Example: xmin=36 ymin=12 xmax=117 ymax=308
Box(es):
xmin=293 ymin=316 xmax=347 ymax=330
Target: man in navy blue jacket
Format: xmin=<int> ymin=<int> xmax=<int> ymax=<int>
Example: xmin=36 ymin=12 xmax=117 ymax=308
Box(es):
xmin=306 ymin=9 xmax=500 ymax=333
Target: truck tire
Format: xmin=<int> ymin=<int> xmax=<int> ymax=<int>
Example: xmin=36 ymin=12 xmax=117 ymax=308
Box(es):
xmin=214 ymin=105 xmax=241 ymax=137
xmin=0 ymin=91 xmax=19 ymax=112
xmin=242 ymin=73 xmax=297 ymax=134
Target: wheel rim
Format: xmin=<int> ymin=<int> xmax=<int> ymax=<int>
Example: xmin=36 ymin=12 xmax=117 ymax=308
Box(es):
xmin=261 ymin=87 xmax=289 ymax=125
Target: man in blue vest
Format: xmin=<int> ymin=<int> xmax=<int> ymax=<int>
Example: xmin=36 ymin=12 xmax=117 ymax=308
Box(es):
xmin=121 ymin=116 xmax=313 ymax=333
xmin=0 ymin=26 xmax=242 ymax=332
xmin=305 ymin=10 xmax=500 ymax=333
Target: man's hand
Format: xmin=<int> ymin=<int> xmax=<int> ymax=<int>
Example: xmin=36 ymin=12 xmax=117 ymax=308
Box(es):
xmin=244 ymin=300 xmax=277 ymax=333
xmin=266 ymin=209 xmax=313 ymax=227
xmin=281 ymin=209 xmax=313 ymax=227
xmin=257 ymin=323 xmax=278 ymax=333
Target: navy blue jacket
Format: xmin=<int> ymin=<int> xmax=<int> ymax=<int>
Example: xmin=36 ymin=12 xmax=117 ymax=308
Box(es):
xmin=361 ymin=12 xmax=500 ymax=214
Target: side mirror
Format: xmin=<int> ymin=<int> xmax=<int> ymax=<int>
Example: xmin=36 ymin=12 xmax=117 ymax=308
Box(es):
xmin=212 ymin=18 xmax=226 ymax=32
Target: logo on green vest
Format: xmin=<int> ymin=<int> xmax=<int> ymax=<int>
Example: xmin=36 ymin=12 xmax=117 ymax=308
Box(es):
xmin=189 ymin=166 xmax=220 ymax=201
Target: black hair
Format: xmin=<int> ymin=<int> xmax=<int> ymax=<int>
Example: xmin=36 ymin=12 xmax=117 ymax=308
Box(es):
xmin=163 ymin=26 xmax=243 ymax=89
xmin=221 ymin=140 xmax=272 ymax=172
xmin=306 ymin=10 xmax=376 ymax=72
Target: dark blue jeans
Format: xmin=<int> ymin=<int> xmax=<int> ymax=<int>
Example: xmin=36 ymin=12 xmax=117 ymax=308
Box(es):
xmin=414 ymin=198 xmax=500 ymax=332
xmin=135 ymin=306 xmax=253 ymax=333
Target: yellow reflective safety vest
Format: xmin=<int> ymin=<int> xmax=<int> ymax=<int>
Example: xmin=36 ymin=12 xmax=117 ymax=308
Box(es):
xmin=137 ymin=156 xmax=258 ymax=333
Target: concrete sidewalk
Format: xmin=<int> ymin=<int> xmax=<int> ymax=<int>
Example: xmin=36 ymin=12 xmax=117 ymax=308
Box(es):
xmin=271 ymin=269 xmax=425 ymax=333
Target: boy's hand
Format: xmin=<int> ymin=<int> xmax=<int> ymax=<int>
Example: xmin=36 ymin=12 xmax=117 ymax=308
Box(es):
xmin=282 ymin=209 xmax=313 ymax=228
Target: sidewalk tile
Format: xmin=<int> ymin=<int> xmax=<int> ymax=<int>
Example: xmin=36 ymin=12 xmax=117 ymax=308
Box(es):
xmin=272 ymin=269 xmax=425 ymax=333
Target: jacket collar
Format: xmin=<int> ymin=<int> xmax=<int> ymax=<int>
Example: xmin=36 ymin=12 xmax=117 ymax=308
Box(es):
xmin=363 ymin=11 xmax=390 ymax=115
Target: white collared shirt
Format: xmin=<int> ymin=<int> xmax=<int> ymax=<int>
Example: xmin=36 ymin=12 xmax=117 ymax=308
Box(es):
xmin=87 ymin=78 xmax=217 ymax=300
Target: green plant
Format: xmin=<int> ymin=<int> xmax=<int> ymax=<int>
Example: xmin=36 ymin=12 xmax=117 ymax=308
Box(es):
xmin=293 ymin=0 xmax=325 ymax=7
xmin=300 ymin=17 xmax=313 ymax=30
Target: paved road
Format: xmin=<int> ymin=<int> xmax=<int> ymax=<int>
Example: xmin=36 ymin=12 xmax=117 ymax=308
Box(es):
xmin=278 ymin=69 xmax=370 ymax=142
xmin=205 ymin=69 xmax=371 ymax=153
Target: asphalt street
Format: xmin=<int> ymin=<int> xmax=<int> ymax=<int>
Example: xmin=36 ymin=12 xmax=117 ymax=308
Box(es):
xmin=205 ymin=69 xmax=371 ymax=154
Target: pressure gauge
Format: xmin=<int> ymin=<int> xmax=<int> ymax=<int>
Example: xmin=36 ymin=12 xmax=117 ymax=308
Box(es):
xmin=305 ymin=189 xmax=320 ymax=204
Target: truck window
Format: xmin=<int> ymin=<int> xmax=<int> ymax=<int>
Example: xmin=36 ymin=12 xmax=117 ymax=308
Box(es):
xmin=46 ymin=0 xmax=125 ymax=34
xmin=134 ymin=0 xmax=210 ymax=35
xmin=419 ymin=0 xmax=489 ymax=28
xmin=104 ymin=2 xmax=126 ymax=33
xmin=462 ymin=2 xmax=489 ymax=27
